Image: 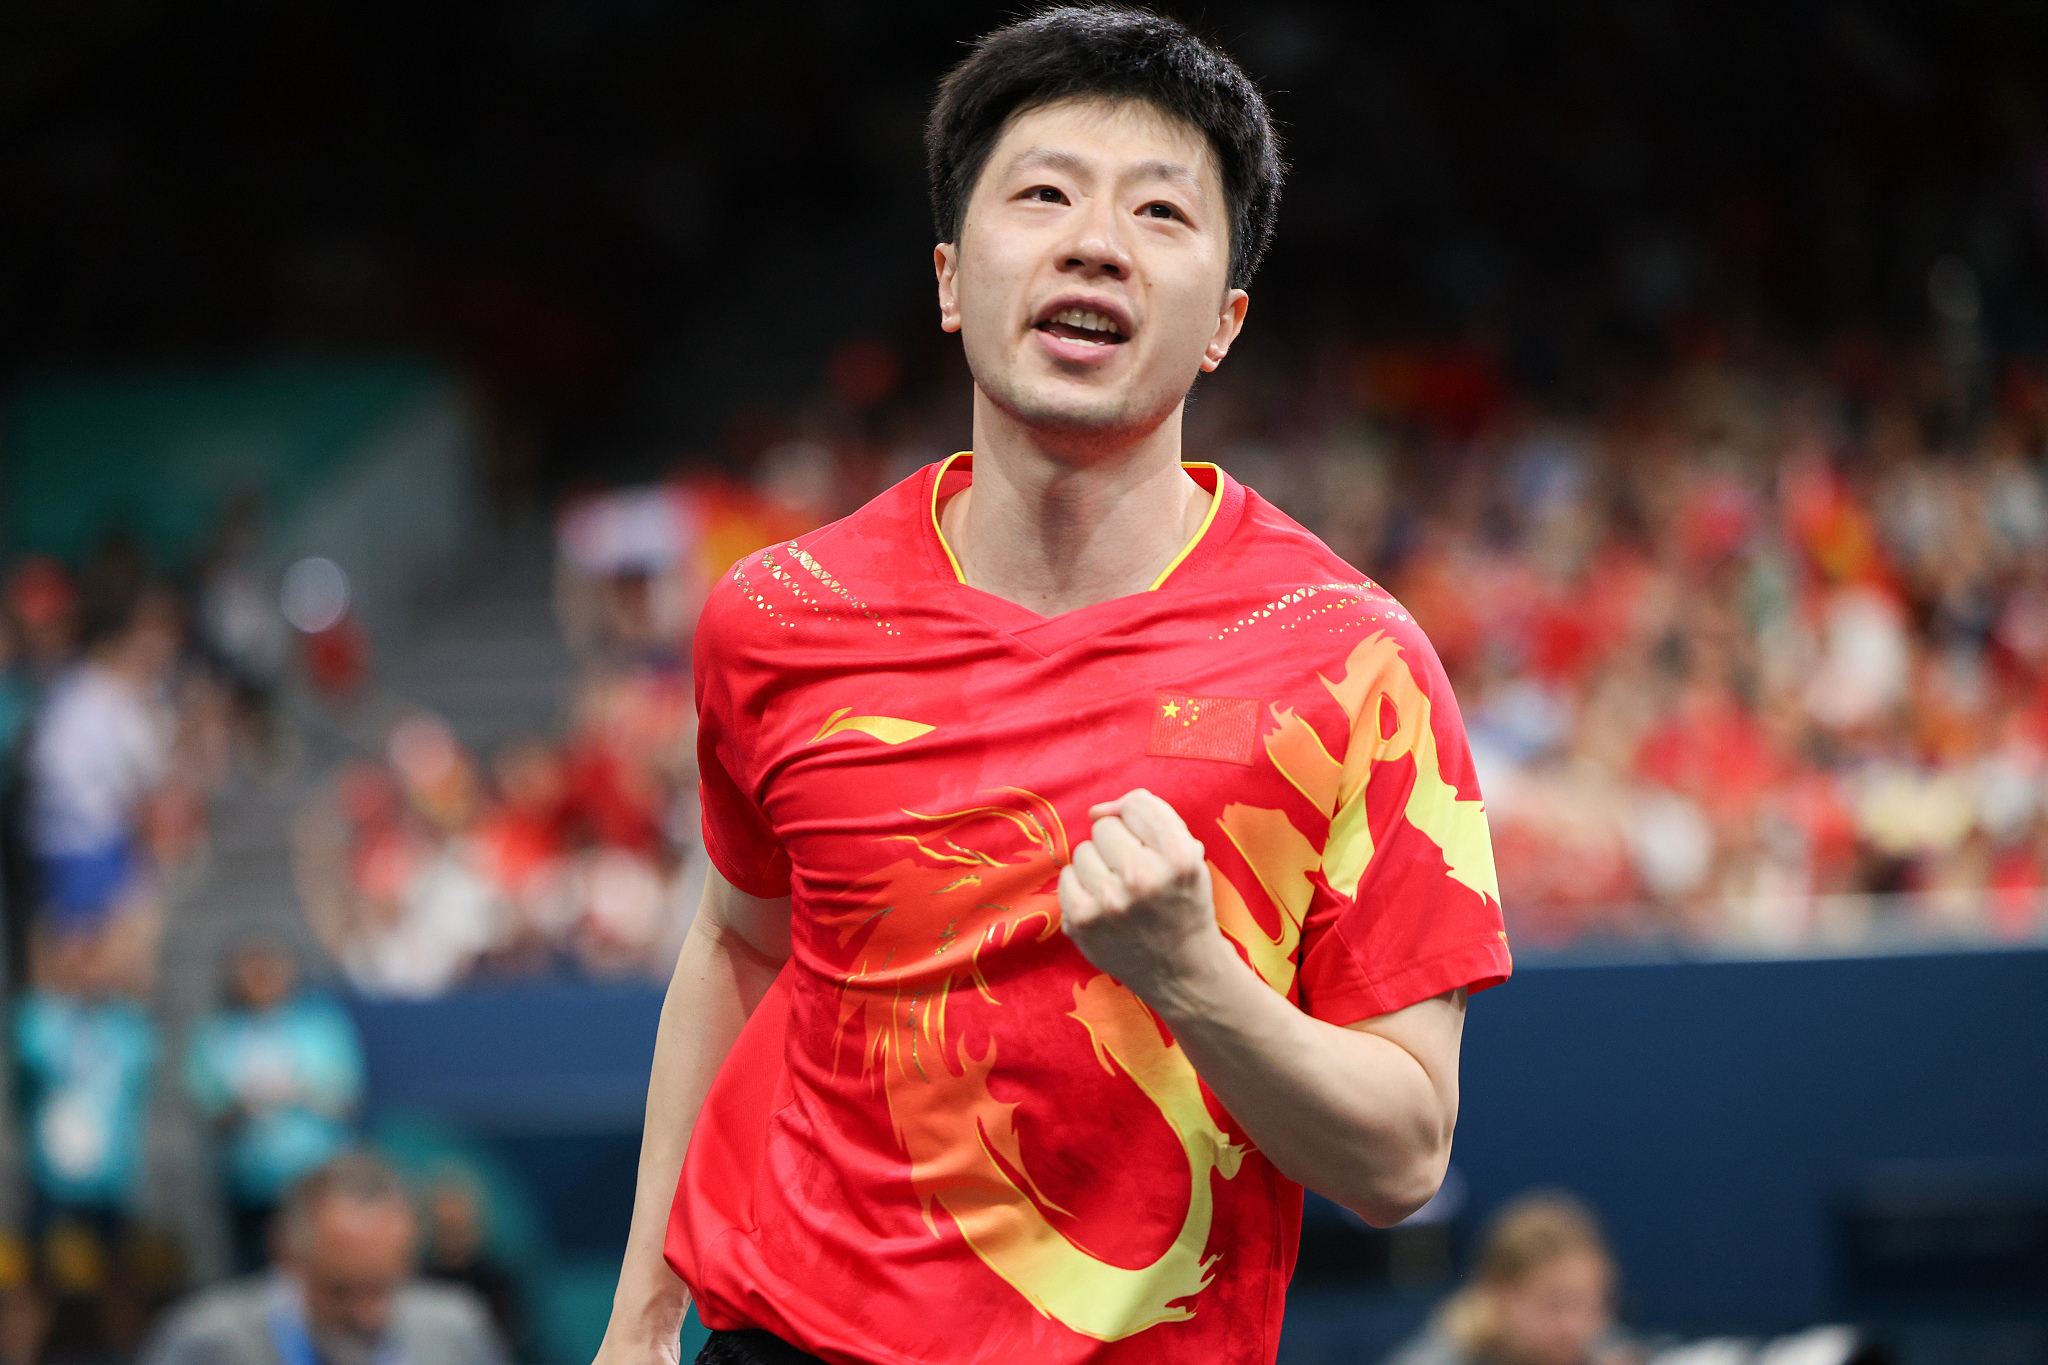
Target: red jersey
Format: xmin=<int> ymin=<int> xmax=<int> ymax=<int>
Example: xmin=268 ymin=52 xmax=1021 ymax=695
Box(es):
xmin=668 ymin=456 xmax=1510 ymax=1365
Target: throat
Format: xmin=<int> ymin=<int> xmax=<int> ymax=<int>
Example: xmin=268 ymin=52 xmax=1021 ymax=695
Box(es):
xmin=940 ymin=460 xmax=1212 ymax=617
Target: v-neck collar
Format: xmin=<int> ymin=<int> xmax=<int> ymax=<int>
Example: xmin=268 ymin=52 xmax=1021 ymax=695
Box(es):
xmin=920 ymin=452 xmax=1245 ymax=655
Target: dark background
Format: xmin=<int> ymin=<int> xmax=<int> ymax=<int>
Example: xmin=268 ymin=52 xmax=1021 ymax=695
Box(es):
xmin=7 ymin=0 xmax=2047 ymax=489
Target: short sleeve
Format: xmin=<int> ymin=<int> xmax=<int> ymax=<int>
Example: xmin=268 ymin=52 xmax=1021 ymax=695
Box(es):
xmin=692 ymin=577 xmax=793 ymax=900
xmin=1295 ymin=619 xmax=1511 ymax=1025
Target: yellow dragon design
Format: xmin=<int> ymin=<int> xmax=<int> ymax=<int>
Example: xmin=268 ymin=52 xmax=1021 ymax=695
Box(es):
xmin=814 ymin=632 xmax=1497 ymax=1341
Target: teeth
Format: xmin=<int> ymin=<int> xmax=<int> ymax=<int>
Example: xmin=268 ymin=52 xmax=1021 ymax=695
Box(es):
xmin=1053 ymin=306 xmax=1119 ymax=336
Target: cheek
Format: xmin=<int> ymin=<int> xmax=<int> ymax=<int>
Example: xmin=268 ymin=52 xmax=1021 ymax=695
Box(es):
xmin=1145 ymin=293 xmax=1227 ymax=371
xmin=956 ymin=234 xmax=1028 ymax=316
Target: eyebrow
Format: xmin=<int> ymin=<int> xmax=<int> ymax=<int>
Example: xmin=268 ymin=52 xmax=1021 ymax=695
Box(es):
xmin=1004 ymin=147 xmax=1210 ymax=203
xmin=1125 ymin=159 xmax=1208 ymax=201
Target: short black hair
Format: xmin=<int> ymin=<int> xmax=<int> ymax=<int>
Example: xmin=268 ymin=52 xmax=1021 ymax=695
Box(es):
xmin=926 ymin=5 xmax=1284 ymax=289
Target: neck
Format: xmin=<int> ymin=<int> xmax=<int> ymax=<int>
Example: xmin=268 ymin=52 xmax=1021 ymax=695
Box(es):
xmin=943 ymin=389 xmax=1208 ymax=616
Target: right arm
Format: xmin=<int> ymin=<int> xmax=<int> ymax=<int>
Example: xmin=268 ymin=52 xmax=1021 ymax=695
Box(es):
xmin=594 ymin=866 xmax=792 ymax=1365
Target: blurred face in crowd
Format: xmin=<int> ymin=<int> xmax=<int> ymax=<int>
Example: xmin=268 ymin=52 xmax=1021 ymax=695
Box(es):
xmin=1487 ymin=1248 xmax=1614 ymax=1365
xmin=426 ymin=1180 xmax=484 ymax=1266
xmin=936 ymin=96 xmax=1248 ymax=455
xmin=494 ymin=740 xmax=566 ymax=815
xmin=232 ymin=941 xmax=297 ymax=1012
xmin=289 ymin=1194 xmax=417 ymax=1365
xmin=119 ymin=592 xmax=182 ymax=682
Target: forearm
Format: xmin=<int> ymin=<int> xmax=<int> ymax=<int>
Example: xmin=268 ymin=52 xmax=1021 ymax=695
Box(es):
xmin=607 ymin=911 xmax=783 ymax=1344
xmin=1143 ymin=931 xmax=1453 ymax=1226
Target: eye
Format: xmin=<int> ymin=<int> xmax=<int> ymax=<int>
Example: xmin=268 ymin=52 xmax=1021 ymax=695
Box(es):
xmin=1024 ymin=185 xmax=1068 ymax=204
xmin=1141 ymin=202 xmax=1186 ymax=222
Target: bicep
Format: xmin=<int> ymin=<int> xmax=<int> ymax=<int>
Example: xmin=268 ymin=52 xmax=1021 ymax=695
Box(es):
xmin=1342 ymin=988 xmax=1467 ymax=1118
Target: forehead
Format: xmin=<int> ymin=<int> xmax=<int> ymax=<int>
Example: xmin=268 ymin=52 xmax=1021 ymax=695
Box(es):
xmin=308 ymin=1197 xmax=414 ymax=1263
xmin=1520 ymin=1248 xmax=1612 ymax=1293
xmin=979 ymin=96 xmax=1222 ymax=203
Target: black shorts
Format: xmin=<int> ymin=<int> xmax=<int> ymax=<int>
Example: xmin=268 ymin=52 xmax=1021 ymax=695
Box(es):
xmin=696 ymin=1329 xmax=829 ymax=1365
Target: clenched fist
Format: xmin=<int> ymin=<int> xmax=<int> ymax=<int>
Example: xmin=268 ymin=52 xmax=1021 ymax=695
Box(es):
xmin=1058 ymin=788 xmax=1227 ymax=998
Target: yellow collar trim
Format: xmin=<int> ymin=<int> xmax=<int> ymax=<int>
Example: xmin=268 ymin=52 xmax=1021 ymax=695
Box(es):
xmin=929 ymin=452 xmax=1223 ymax=591
xmin=930 ymin=451 xmax=972 ymax=584
xmin=1148 ymin=462 xmax=1224 ymax=590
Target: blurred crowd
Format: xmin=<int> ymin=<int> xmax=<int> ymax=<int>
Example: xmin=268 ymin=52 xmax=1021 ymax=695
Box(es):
xmin=1 ymin=308 xmax=2043 ymax=1359
xmin=1171 ymin=320 xmax=2048 ymax=954
xmin=290 ymin=477 xmax=819 ymax=999
xmin=292 ymin=689 xmax=700 ymax=996
xmin=1317 ymin=334 xmax=2048 ymax=953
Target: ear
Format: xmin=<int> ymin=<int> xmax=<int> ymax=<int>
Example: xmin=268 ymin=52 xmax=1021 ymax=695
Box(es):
xmin=1200 ymin=288 xmax=1250 ymax=373
xmin=935 ymin=242 xmax=962 ymax=334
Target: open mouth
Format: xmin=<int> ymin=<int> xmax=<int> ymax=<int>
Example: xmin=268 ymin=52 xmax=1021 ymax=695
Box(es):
xmin=1035 ymin=306 xmax=1129 ymax=345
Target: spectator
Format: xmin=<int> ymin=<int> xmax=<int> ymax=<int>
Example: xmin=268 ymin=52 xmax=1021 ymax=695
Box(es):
xmin=12 ymin=930 xmax=161 ymax=1362
xmin=420 ymin=1174 xmax=526 ymax=1361
xmin=1384 ymin=1191 xmax=1632 ymax=1365
xmin=5 ymin=558 xmax=79 ymax=687
xmin=297 ymin=720 xmax=507 ymax=999
xmin=139 ymin=1152 xmax=505 ymax=1365
xmin=26 ymin=584 xmax=182 ymax=992
xmin=185 ymin=939 xmax=366 ymax=1273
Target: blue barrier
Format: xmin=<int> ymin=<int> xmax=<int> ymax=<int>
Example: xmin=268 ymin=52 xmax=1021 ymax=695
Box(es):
xmin=349 ymin=947 xmax=2048 ymax=1342
xmin=1453 ymin=947 xmax=2048 ymax=1335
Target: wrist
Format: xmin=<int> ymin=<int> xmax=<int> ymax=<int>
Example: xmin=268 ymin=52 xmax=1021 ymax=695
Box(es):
xmin=611 ymin=1268 xmax=690 ymax=1340
xmin=1139 ymin=928 xmax=1245 ymax=1026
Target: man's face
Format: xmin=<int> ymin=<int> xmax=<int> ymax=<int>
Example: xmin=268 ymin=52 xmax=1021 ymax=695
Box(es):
xmin=293 ymin=1197 xmax=416 ymax=1365
xmin=936 ymin=96 xmax=1248 ymax=452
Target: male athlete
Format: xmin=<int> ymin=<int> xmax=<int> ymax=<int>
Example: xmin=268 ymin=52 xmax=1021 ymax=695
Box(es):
xmin=596 ymin=9 xmax=1511 ymax=1365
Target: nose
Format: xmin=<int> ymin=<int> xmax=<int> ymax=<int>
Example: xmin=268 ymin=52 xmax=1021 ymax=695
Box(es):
xmin=1058 ymin=194 xmax=1132 ymax=280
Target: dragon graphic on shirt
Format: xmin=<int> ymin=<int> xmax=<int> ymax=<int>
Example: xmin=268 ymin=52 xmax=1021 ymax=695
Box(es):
xmin=814 ymin=632 xmax=1499 ymax=1342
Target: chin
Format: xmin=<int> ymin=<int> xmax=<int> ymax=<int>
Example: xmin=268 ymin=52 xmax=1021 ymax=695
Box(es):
xmin=984 ymin=375 xmax=1177 ymax=451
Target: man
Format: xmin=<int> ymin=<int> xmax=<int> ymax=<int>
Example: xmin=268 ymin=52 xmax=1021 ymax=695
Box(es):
xmin=185 ymin=938 xmax=366 ymax=1273
xmin=27 ymin=585 xmax=182 ymax=990
xmin=597 ymin=9 xmax=1511 ymax=1365
xmin=140 ymin=1153 xmax=503 ymax=1365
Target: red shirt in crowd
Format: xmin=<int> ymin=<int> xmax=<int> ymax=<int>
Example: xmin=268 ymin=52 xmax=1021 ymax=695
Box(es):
xmin=668 ymin=456 xmax=1512 ymax=1365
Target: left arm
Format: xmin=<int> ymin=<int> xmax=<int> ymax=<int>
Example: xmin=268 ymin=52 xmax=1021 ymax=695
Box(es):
xmin=1060 ymin=789 xmax=1465 ymax=1228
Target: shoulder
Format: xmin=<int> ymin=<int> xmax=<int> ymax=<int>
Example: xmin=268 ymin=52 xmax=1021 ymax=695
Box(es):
xmin=694 ymin=465 xmax=935 ymax=663
xmin=395 ymin=1281 xmax=502 ymax=1356
xmin=140 ymin=1280 xmax=272 ymax=1363
xmin=31 ymin=671 xmax=89 ymax=736
xmin=1207 ymin=481 xmax=1445 ymax=664
xmin=1217 ymin=480 xmax=1366 ymax=585
xmin=289 ymin=995 xmax=356 ymax=1031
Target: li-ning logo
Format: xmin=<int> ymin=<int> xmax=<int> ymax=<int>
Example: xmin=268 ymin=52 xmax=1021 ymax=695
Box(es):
xmin=1145 ymin=692 xmax=1262 ymax=765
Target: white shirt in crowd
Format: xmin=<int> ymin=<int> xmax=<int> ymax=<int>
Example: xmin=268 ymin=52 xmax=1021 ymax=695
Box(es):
xmin=30 ymin=664 xmax=171 ymax=856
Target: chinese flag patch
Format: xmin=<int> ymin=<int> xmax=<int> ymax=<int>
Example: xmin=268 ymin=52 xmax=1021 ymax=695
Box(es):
xmin=1146 ymin=692 xmax=1262 ymax=765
